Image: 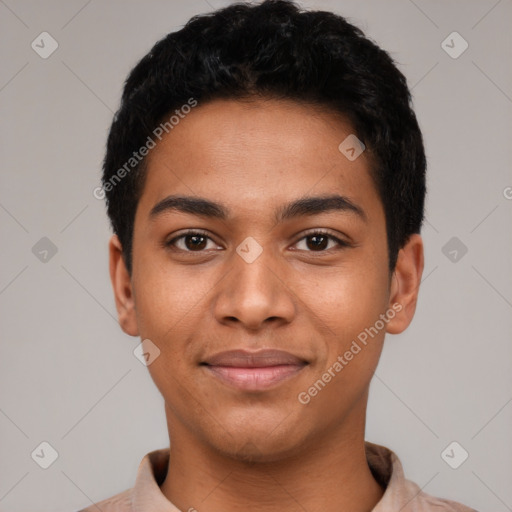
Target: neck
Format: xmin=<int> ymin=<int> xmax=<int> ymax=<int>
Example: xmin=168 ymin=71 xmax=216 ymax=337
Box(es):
xmin=160 ymin=404 xmax=384 ymax=512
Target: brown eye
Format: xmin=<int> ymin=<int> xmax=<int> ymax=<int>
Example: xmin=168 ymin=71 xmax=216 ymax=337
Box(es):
xmin=166 ymin=231 xmax=218 ymax=252
xmin=294 ymin=231 xmax=349 ymax=252
xmin=305 ymin=234 xmax=329 ymax=251
xmin=183 ymin=234 xmax=208 ymax=250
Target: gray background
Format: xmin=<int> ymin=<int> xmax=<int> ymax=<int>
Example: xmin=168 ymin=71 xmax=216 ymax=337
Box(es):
xmin=0 ymin=0 xmax=511 ymax=511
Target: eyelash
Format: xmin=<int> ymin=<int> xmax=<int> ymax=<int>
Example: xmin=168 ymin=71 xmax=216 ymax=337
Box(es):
xmin=165 ymin=229 xmax=350 ymax=253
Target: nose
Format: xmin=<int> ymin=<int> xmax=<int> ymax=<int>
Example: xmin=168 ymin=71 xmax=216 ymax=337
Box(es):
xmin=212 ymin=242 xmax=296 ymax=332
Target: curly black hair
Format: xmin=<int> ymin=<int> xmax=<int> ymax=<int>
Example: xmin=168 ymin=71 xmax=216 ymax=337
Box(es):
xmin=101 ymin=0 xmax=426 ymax=275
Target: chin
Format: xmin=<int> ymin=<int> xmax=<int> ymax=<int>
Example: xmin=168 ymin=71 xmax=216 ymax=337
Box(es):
xmin=210 ymin=424 xmax=307 ymax=464
xmin=227 ymin=441 xmax=299 ymax=464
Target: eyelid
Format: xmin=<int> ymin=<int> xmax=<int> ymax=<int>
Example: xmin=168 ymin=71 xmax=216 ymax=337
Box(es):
xmin=165 ymin=228 xmax=351 ymax=252
xmin=164 ymin=229 xmax=220 ymax=250
xmin=291 ymin=228 xmax=351 ymax=250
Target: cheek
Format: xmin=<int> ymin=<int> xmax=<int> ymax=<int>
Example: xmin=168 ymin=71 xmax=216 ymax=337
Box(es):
xmin=131 ymin=267 xmax=208 ymax=397
xmin=295 ymin=252 xmax=390 ymax=385
xmin=132 ymin=258 xmax=207 ymax=336
xmin=301 ymin=257 xmax=389 ymax=333
xmin=296 ymin=269 xmax=388 ymax=412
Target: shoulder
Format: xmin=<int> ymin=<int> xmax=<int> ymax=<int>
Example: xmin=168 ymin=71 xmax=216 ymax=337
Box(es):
xmin=409 ymin=488 xmax=479 ymax=511
xmin=365 ymin=442 xmax=478 ymax=512
xmin=76 ymin=488 xmax=133 ymax=512
xmin=391 ymin=460 xmax=478 ymax=511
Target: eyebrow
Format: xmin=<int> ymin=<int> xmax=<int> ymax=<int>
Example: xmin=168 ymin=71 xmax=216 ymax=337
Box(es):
xmin=149 ymin=194 xmax=367 ymax=223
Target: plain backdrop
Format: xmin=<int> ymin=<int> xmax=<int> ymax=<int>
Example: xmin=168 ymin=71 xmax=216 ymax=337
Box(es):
xmin=0 ymin=1 xmax=511 ymax=511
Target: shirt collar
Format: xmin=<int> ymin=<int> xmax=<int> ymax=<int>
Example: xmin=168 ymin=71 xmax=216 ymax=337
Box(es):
xmin=129 ymin=441 xmax=464 ymax=512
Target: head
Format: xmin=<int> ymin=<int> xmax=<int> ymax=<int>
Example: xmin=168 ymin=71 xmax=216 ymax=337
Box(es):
xmin=106 ymin=0 xmax=425 ymax=461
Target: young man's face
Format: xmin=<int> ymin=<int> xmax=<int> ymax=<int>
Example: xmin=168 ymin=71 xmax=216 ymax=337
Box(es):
xmin=110 ymin=98 xmax=423 ymax=461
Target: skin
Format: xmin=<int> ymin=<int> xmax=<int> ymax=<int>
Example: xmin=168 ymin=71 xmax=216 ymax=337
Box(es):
xmin=109 ymin=98 xmax=424 ymax=512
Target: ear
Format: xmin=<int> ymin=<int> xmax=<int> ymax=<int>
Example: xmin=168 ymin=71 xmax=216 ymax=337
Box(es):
xmin=109 ymin=234 xmax=139 ymax=336
xmin=386 ymin=233 xmax=424 ymax=334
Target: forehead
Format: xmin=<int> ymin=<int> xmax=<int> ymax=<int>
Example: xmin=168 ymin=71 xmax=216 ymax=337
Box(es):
xmin=138 ymin=98 xmax=382 ymax=223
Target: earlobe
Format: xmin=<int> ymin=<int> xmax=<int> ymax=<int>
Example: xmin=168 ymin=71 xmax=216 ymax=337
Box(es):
xmin=109 ymin=234 xmax=139 ymax=336
xmin=386 ymin=234 xmax=424 ymax=335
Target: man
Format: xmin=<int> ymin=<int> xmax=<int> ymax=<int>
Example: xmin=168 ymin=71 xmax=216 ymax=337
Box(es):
xmin=82 ymin=0 xmax=477 ymax=510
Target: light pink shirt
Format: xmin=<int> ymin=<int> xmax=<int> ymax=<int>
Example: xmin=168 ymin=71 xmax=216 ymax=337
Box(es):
xmin=78 ymin=442 xmax=477 ymax=511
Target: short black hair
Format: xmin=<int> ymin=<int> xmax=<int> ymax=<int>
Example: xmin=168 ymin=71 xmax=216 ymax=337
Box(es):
xmin=101 ymin=0 xmax=426 ymax=275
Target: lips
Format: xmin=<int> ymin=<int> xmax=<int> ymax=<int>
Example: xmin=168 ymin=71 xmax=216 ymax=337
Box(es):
xmin=201 ymin=349 xmax=308 ymax=391
xmin=203 ymin=349 xmax=307 ymax=367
